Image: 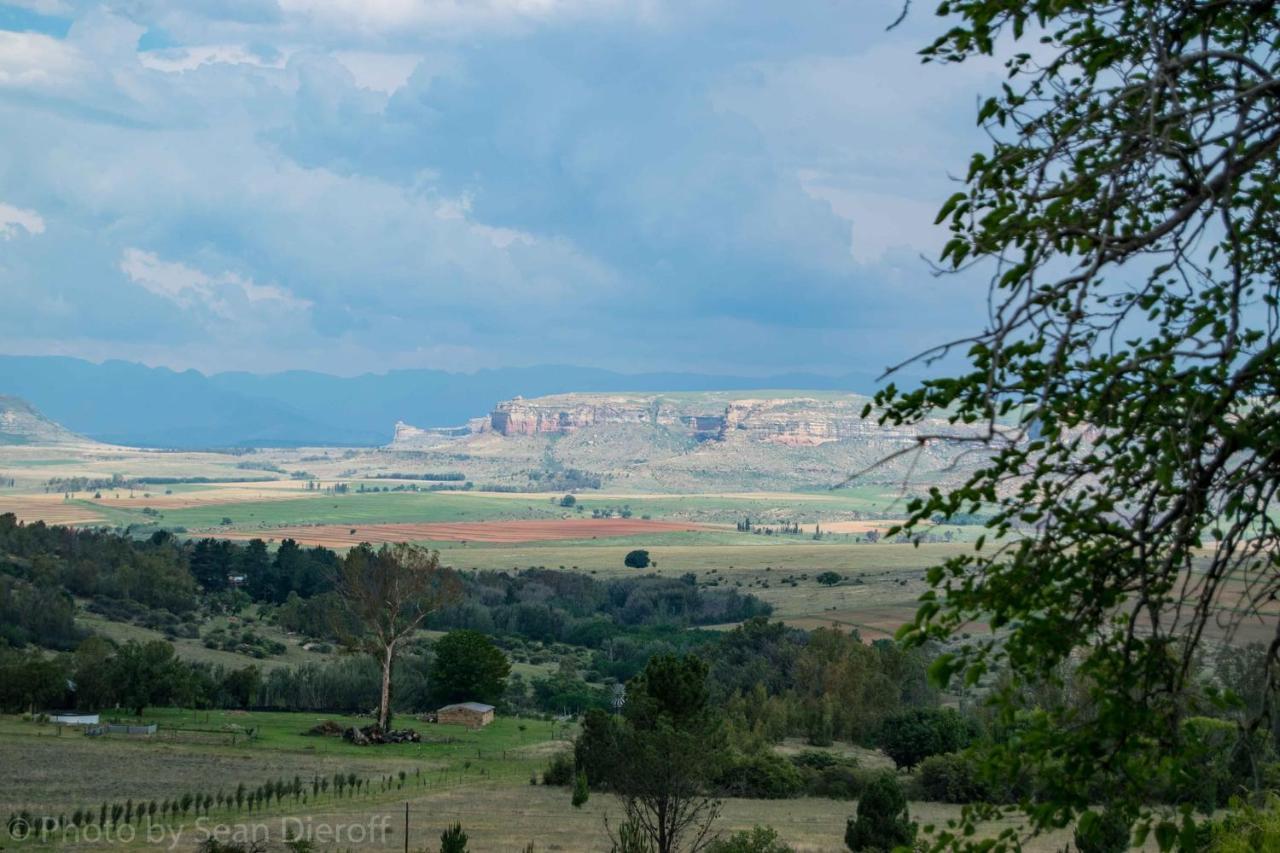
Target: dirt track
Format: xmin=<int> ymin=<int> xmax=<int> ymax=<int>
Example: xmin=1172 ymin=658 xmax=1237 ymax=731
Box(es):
xmin=213 ymin=518 xmax=707 ymax=546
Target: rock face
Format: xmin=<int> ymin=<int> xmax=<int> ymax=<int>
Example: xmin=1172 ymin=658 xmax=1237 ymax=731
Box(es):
xmin=385 ymin=390 xmax=999 ymax=492
xmin=0 ymin=396 xmax=89 ymax=446
xmin=485 ymin=395 xmax=726 ymax=441
xmin=481 ymin=393 xmax=908 ymax=446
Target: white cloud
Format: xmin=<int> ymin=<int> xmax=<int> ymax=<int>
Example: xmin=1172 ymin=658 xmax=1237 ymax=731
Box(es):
xmin=0 ymin=202 xmax=46 ymax=239
xmin=5 ymin=0 xmax=73 ymax=15
xmin=139 ymin=45 xmax=293 ymax=74
xmin=333 ymin=51 xmax=421 ymax=93
xmin=799 ymin=176 xmax=946 ymax=264
xmin=277 ymin=0 xmax=578 ymax=33
xmin=120 ymin=249 xmax=312 ymax=319
xmin=0 ymin=31 xmax=84 ymax=89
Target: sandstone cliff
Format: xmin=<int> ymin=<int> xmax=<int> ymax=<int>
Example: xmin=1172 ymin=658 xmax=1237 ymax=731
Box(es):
xmin=479 ymin=393 xmax=935 ymax=447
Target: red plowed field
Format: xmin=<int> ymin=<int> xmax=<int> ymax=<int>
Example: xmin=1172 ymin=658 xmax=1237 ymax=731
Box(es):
xmin=216 ymin=518 xmax=706 ymax=547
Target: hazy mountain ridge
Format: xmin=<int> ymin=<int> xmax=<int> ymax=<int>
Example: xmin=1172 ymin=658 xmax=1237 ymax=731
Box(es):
xmin=0 ymin=356 xmax=878 ymax=448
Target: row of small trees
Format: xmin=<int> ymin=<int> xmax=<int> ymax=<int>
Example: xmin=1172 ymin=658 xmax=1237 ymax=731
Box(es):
xmin=5 ymin=767 xmax=458 ymax=838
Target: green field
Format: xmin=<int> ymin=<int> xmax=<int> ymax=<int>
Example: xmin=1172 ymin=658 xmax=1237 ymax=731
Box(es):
xmin=73 ymin=483 xmax=919 ymax=534
xmin=0 ymin=710 xmax=1083 ymax=852
xmin=0 ymin=709 xmax=566 ymax=841
xmin=79 ymin=491 xmax=567 ymax=531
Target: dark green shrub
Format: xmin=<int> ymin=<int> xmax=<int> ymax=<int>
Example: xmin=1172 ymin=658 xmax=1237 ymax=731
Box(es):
xmin=915 ymin=752 xmax=992 ymax=803
xmin=844 ymin=773 xmax=914 ymax=852
xmin=809 ymin=765 xmax=871 ymax=801
xmin=440 ymin=822 xmax=468 ymax=853
xmin=877 ymin=708 xmax=976 ymax=770
xmin=624 ymin=550 xmax=650 ymax=569
xmin=1072 ymin=808 xmax=1130 ymax=853
xmin=718 ymin=752 xmax=804 ymax=799
xmin=706 ymin=825 xmax=793 ymax=853
xmin=543 ymin=751 xmax=574 ymax=786
xmin=789 ymin=750 xmax=838 ymax=770
xmin=609 ymin=818 xmax=653 ymax=853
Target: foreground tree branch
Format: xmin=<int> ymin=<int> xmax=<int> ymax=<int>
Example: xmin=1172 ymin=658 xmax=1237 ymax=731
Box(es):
xmin=870 ymin=1 xmax=1280 ymax=848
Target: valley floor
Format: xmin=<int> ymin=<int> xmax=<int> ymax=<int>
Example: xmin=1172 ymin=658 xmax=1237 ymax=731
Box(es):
xmin=0 ymin=712 xmax=1094 ymax=852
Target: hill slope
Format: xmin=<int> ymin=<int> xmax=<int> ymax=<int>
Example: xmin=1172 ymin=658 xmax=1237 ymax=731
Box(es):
xmin=0 ymin=396 xmax=91 ymax=446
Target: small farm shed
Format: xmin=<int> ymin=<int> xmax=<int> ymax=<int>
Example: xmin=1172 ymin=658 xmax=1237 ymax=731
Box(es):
xmin=436 ymin=702 xmax=495 ymax=728
xmin=48 ymin=711 xmax=99 ymax=725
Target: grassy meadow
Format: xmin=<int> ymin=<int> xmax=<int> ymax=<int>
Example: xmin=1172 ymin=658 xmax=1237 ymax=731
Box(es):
xmin=0 ymin=710 xmax=1094 ymax=853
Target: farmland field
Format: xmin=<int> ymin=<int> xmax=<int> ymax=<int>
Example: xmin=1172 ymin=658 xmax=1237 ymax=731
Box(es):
xmin=0 ymin=442 xmax=984 ymax=637
xmin=0 ymin=711 xmax=1094 ymax=852
xmin=213 ymin=517 xmax=713 ymax=547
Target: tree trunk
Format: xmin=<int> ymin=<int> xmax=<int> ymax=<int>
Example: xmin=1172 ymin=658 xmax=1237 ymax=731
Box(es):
xmin=378 ymin=645 xmax=394 ymax=731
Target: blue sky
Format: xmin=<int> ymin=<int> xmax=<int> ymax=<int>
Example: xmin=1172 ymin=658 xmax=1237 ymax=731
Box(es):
xmin=0 ymin=0 xmax=998 ymax=377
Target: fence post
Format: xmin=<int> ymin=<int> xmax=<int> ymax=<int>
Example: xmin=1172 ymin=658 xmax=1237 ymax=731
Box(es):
xmin=404 ymin=802 xmax=409 ymax=853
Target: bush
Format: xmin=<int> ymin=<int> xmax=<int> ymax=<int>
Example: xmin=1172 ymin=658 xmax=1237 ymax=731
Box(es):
xmin=440 ymin=822 xmax=468 ymax=853
xmin=915 ymin=752 xmax=992 ymax=804
xmin=844 ymin=773 xmax=914 ymax=853
xmin=609 ymin=818 xmax=653 ymax=853
xmin=807 ymin=764 xmax=872 ymax=801
xmin=877 ymin=707 xmax=976 ymax=770
xmin=789 ymin=750 xmax=839 ymax=770
xmin=1161 ymin=716 xmax=1271 ymax=812
xmin=624 ymin=550 xmax=651 ymax=569
xmin=1211 ymin=794 xmax=1280 ymax=852
xmin=718 ymin=752 xmax=804 ymax=799
xmin=706 ymin=826 xmax=793 ymax=853
xmin=543 ymin=751 xmax=574 ymax=786
xmin=1072 ymin=808 xmax=1131 ymax=853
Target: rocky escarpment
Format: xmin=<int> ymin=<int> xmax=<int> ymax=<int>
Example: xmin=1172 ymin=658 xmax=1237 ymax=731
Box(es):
xmin=392 ymin=392 xmax=977 ymax=449
xmin=385 ymin=390 xmax=999 ymax=491
xmin=482 ymin=393 xmax=931 ymax=447
xmin=485 ymin=395 xmax=726 ymax=441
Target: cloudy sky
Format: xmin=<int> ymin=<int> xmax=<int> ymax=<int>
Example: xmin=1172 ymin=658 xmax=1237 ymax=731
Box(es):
xmin=0 ymin=0 xmax=999 ymax=377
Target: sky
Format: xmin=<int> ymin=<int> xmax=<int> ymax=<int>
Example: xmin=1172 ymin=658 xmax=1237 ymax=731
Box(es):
xmin=0 ymin=0 xmax=1001 ymax=378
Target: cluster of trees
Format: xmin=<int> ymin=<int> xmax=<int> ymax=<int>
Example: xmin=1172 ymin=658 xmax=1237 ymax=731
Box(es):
xmin=705 ymin=619 xmax=935 ymax=745
xmin=0 ymin=514 xmax=341 ymax=630
xmin=370 ymin=472 xmax=467 ymax=481
xmin=527 ymin=467 xmax=602 ymax=491
xmin=429 ymin=567 xmax=768 ymax=646
xmin=0 ymin=625 xmax=517 ymax=719
xmin=0 ymin=639 xmax=262 ymax=716
xmin=560 ymin=653 xmax=930 ymax=853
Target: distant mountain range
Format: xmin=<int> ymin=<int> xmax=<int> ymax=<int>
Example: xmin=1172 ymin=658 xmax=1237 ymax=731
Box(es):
xmin=0 ymin=355 xmax=879 ymax=448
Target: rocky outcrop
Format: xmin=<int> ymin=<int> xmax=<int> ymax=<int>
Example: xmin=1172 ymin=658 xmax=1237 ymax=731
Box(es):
xmin=390 ymin=391 xmax=987 ymax=451
xmin=484 ymin=394 xmax=898 ymax=446
xmin=392 ymin=420 xmax=474 ymax=443
xmin=486 ymin=395 xmax=726 ymax=439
